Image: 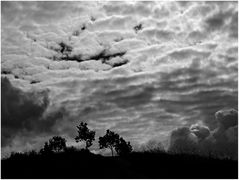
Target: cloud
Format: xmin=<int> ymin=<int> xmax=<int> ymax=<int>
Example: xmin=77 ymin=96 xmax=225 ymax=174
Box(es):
xmin=203 ymin=6 xmax=237 ymax=34
xmin=187 ymin=30 xmax=207 ymax=44
xmin=96 ymin=30 xmax=135 ymax=45
xmin=153 ymin=5 xmax=170 ymax=18
xmin=204 ymin=12 xmax=227 ymax=31
xmin=138 ymin=139 xmax=165 ymax=152
xmin=139 ymin=28 xmax=175 ymax=43
xmin=103 ymin=1 xmax=154 ymax=17
xmin=2 ymin=1 xmax=98 ymax=26
xmin=190 ymin=124 xmax=210 ymax=140
xmin=168 ymin=108 xmax=238 ymax=159
xmin=215 ymin=108 xmax=238 ymax=129
xmin=168 ymin=48 xmax=211 ymax=60
xmin=1 ymin=1 xmax=237 ymax=156
xmin=229 ymin=11 xmax=238 ymax=38
xmin=1 ymin=77 xmax=65 ymax=148
xmin=168 ymin=127 xmax=198 ymax=153
xmin=89 ymin=15 xmax=136 ymax=31
xmin=225 ymin=126 xmax=238 ymax=143
xmin=109 ymin=38 xmax=147 ymax=54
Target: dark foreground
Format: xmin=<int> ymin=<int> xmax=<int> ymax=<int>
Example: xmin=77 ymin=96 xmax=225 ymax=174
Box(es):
xmin=1 ymin=150 xmax=238 ymax=179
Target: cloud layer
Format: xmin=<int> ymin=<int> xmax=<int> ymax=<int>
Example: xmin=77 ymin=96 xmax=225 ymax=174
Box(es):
xmin=1 ymin=1 xmax=238 ymax=156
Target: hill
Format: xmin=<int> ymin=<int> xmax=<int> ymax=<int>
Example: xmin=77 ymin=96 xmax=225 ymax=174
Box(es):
xmin=1 ymin=149 xmax=238 ymax=179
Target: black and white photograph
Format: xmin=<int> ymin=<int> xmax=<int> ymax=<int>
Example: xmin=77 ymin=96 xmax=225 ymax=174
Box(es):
xmin=1 ymin=1 xmax=238 ymax=179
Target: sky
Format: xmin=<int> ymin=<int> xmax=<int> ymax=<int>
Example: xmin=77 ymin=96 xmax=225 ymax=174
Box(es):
xmin=1 ymin=1 xmax=238 ymax=157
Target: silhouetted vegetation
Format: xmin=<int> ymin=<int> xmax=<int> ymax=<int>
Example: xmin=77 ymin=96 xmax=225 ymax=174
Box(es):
xmin=75 ymin=122 xmax=95 ymax=149
xmin=99 ymin=129 xmax=120 ymax=156
xmin=98 ymin=129 xmax=132 ymax=156
xmin=2 ymin=149 xmax=237 ymax=178
xmin=1 ymin=123 xmax=237 ymax=178
xmin=39 ymin=136 xmax=66 ymax=154
xmin=115 ymin=137 xmax=133 ymax=156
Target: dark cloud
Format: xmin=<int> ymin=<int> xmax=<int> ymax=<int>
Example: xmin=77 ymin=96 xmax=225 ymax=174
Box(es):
xmin=204 ymin=8 xmax=236 ymax=32
xmin=1 ymin=77 xmax=63 ymax=147
xmin=107 ymin=86 xmax=155 ymax=109
xmin=153 ymin=62 xmax=237 ymax=129
xmin=168 ymin=48 xmax=210 ymax=60
xmin=155 ymin=30 xmax=174 ymax=41
xmin=1 ymin=1 xmax=91 ymax=26
xmin=168 ymin=109 xmax=238 ymax=159
xmin=205 ymin=13 xmax=225 ymax=31
xmin=190 ymin=124 xmax=210 ymax=140
xmin=187 ymin=30 xmax=207 ymax=43
xmin=229 ymin=11 xmax=238 ymax=38
xmin=76 ymin=75 xmax=158 ymax=110
xmin=215 ymin=108 xmax=238 ymax=129
xmin=168 ymin=127 xmax=198 ymax=153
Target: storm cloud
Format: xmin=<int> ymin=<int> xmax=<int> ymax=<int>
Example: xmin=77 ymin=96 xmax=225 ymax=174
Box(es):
xmin=1 ymin=77 xmax=67 ymax=152
xmin=168 ymin=109 xmax=238 ymax=159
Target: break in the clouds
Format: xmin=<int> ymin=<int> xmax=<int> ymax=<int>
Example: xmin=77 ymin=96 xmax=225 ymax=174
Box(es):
xmin=1 ymin=1 xmax=238 ymax=157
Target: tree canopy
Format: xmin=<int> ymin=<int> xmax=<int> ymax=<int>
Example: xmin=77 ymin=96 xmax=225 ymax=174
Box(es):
xmin=99 ymin=129 xmax=120 ymax=156
xmin=75 ymin=122 xmax=95 ymax=149
xmin=99 ymin=129 xmax=132 ymax=156
xmin=40 ymin=136 xmax=66 ymax=154
xmin=115 ymin=137 xmax=133 ymax=156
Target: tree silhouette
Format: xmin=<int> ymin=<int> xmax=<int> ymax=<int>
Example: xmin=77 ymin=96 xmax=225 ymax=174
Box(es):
xmin=75 ymin=122 xmax=95 ymax=149
xmin=115 ymin=137 xmax=133 ymax=156
xmin=43 ymin=136 xmax=67 ymax=153
xmin=40 ymin=142 xmax=53 ymax=154
xmin=98 ymin=129 xmax=120 ymax=156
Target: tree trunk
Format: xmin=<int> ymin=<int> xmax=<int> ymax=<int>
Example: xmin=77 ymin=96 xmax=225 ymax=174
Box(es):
xmin=110 ymin=147 xmax=114 ymax=157
xmin=85 ymin=142 xmax=88 ymax=150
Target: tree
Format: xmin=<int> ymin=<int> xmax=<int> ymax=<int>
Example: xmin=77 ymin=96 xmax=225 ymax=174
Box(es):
xmin=40 ymin=142 xmax=53 ymax=154
xmin=40 ymin=136 xmax=66 ymax=154
xmin=75 ymin=122 xmax=95 ymax=149
xmin=98 ymin=129 xmax=120 ymax=156
xmin=115 ymin=137 xmax=133 ymax=156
